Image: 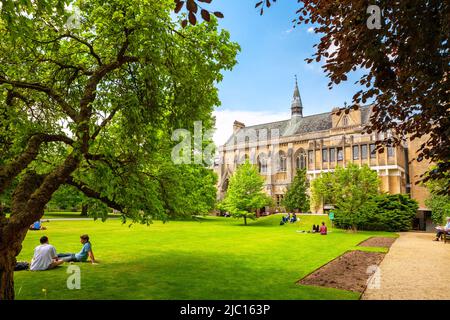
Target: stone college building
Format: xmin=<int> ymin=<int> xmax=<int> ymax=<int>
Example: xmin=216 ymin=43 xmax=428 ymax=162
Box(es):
xmin=216 ymin=80 xmax=432 ymax=230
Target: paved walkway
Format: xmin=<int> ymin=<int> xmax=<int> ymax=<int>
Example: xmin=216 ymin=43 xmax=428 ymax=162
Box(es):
xmin=362 ymin=232 xmax=450 ymax=300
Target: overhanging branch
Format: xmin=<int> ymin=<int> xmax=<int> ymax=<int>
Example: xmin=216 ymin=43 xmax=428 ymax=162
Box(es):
xmin=0 ymin=133 xmax=74 ymax=194
xmin=66 ymin=176 xmax=123 ymax=212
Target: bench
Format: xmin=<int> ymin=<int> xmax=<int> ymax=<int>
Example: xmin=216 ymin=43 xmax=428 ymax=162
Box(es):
xmin=444 ymin=232 xmax=450 ymax=244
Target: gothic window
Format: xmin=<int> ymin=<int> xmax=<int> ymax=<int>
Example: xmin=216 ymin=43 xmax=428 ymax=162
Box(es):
xmin=258 ymin=154 xmax=268 ymax=174
xmin=296 ymin=151 xmax=307 ymax=169
xmin=278 ymin=152 xmax=287 ymax=172
xmin=387 ymin=146 xmax=395 ymax=158
xmin=322 ymin=148 xmax=328 ymax=162
xmin=329 ymin=148 xmax=336 ymax=162
xmin=276 ymin=194 xmax=284 ymax=207
xmin=370 ymin=144 xmax=377 ymax=159
xmin=337 ymin=147 xmax=343 ymax=161
xmin=342 ymin=116 xmax=349 ymax=127
xmin=353 ymin=145 xmax=360 ymax=160
xmin=361 ymin=144 xmax=368 ymax=160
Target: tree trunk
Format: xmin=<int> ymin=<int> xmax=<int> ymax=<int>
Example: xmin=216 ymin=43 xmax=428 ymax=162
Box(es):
xmin=0 ymin=252 xmax=15 ymax=300
xmin=244 ymin=216 xmax=247 ymax=225
xmin=80 ymin=204 xmax=88 ymax=216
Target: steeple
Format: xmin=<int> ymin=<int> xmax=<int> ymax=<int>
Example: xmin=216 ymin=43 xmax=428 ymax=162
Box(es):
xmin=291 ymin=75 xmax=303 ymax=118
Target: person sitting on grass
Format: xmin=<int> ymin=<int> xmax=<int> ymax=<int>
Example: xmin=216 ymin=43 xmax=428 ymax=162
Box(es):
xmin=319 ymin=222 xmax=328 ymax=235
xmin=29 ymin=220 xmax=47 ymax=231
xmin=290 ymin=213 xmax=297 ymax=223
xmin=58 ymin=234 xmax=97 ymax=264
xmin=30 ymin=236 xmax=63 ymax=271
xmin=434 ymin=217 xmax=450 ymax=241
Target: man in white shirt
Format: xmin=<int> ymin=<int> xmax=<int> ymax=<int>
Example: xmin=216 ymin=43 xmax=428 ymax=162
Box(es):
xmin=30 ymin=236 xmax=64 ymax=271
xmin=434 ymin=217 xmax=450 ymax=241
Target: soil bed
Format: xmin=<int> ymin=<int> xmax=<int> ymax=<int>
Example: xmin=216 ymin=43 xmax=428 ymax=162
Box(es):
xmin=358 ymin=237 xmax=397 ymax=248
xmin=297 ymin=250 xmax=385 ymax=293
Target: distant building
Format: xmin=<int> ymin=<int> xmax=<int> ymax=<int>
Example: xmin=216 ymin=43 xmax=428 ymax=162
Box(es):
xmin=216 ymin=79 xmax=431 ymax=230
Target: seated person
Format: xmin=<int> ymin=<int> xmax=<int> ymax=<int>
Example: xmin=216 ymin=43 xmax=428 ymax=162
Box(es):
xmin=434 ymin=217 xmax=450 ymax=241
xmin=319 ymin=222 xmax=328 ymax=235
xmin=58 ymin=234 xmax=97 ymax=264
xmin=312 ymin=224 xmax=317 ymax=233
xmin=30 ymin=236 xmax=63 ymax=271
xmin=290 ymin=213 xmax=297 ymax=223
xmin=29 ymin=220 xmax=46 ymax=231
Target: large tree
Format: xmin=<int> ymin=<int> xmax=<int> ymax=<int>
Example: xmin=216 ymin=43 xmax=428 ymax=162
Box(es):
xmin=182 ymin=0 xmax=450 ymax=192
xmin=311 ymin=164 xmax=380 ymax=230
xmin=0 ymin=0 xmax=238 ymax=300
xmin=219 ymin=161 xmax=272 ymax=225
xmin=281 ymin=169 xmax=310 ymax=213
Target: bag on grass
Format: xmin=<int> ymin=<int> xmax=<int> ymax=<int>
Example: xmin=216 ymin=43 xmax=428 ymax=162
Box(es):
xmin=15 ymin=261 xmax=29 ymax=271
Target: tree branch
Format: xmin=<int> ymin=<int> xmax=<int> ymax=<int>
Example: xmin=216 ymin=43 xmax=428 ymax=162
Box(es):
xmin=0 ymin=133 xmax=74 ymax=194
xmin=0 ymin=76 xmax=78 ymax=122
xmin=91 ymin=107 xmax=119 ymax=141
xmin=66 ymin=176 xmax=123 ymax=212
xmin=34 ymin=34 xmax=103 ymax=66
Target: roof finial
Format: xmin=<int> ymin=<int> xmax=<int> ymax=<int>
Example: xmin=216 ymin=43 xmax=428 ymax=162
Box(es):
xmin=291 ymin=75 xmax=303 ymax=117
xmin=293 ymin=75 xmax=300 ymax=98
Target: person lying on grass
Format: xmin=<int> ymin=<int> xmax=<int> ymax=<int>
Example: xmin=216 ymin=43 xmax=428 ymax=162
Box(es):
xmin=30 ymin=236 xmax=64 ymax=271
xmin=434 ymin=217 xmax=450 ymax=241
xmin=57 ymin=234 xmax=98 ymax=264
xmin=29 ymin=220 xmax=47 ymax=231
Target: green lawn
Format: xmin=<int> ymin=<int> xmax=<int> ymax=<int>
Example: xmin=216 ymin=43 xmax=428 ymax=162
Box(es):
xmin=14 ymin=214 xmax=395 ymax=300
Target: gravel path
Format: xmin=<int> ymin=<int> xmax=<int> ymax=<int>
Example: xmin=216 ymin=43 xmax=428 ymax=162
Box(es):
xmin=362 ymin=232 xmax=450 ymax=300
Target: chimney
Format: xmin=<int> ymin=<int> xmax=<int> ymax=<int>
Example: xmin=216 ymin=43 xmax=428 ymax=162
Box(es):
xmin=233 ymin=121 xmax=245 ymax=133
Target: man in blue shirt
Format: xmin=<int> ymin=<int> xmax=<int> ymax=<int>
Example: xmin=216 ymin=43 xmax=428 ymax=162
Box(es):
xmin=434 ymin=217 xmax=450 ymax=241
xmin=58 ymin=234 xmax=97 ymax=264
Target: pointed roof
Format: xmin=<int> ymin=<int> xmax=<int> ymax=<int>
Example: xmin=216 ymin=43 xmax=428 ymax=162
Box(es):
xmin=291 ymin=75 xmax=303 ymax=117
xmin=293 ymin=75 xmax=300 ymax=99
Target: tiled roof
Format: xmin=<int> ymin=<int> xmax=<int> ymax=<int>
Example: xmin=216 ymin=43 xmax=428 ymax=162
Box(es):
xmin=223 ymin=105 xmax=372 ymax=146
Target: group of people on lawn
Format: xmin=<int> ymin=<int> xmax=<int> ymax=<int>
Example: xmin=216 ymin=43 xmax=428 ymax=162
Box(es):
xmin=281 ymin=213 xmax=297 ymax=224
xmin=280 ymin=213 xmax=328 ymax=235
xmin=30 ymin=234 xmax=97 ymax=271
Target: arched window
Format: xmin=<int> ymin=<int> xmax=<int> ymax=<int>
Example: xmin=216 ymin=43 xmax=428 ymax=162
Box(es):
xmin=278 ymin=152 xmax=287 ymax=172
xmin=342 ymin=116 xmax=349 ymax=127
xmin=296 ymin=151 xmax=307 ymax=169
xmin=257 ymin=153 xmax=268 ymax=174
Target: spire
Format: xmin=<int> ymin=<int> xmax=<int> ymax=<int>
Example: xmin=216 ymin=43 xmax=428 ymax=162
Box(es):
xmin=291 ymin=75 xmax=303 ymax=117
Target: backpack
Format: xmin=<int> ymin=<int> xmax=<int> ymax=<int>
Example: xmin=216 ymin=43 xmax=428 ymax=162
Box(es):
xmin=15 ymin=261 xmax=29 ymax=271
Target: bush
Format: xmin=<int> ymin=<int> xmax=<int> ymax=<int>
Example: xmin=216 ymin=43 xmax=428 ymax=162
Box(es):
xmin=334 ymin=194 xmax=418 ymax=231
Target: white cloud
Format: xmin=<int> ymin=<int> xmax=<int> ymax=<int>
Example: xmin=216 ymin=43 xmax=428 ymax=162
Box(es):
xmin=212 ymin=109 xmax=290 ymax=147
xmin=307 ymin=27 xmax=314 ymax=33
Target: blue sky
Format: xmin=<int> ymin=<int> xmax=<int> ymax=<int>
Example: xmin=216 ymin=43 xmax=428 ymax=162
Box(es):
xmin=210 ymin=0 xmax=366 ymax=145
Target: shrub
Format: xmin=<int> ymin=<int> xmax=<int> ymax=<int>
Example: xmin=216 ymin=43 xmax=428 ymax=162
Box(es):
xmin=334 ymin=194 xmax=418 ymax=231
